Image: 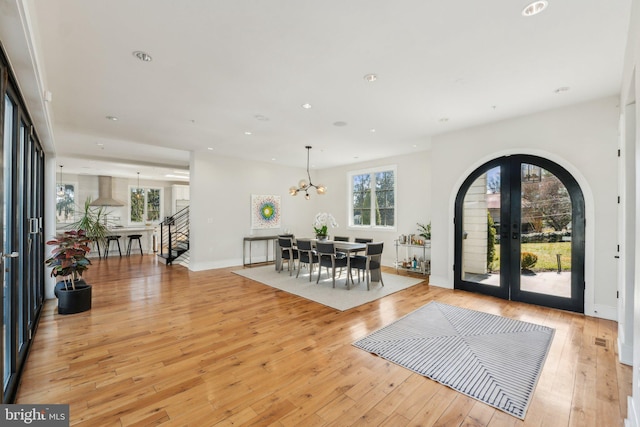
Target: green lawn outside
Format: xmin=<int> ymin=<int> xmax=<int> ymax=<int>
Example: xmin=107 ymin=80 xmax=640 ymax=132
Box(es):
xmin=492 ymin=242 xmax=572 ymax=272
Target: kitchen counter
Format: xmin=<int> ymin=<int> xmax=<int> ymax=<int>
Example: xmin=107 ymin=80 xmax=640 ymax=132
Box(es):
xmin=105 ymin=227 xmax=157 ymax=256
xmin=56 ymin=226 xmax=158 ymax=257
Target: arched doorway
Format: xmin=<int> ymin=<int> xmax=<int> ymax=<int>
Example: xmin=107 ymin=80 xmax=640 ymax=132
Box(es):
xmin=454 ymin=155 xmax=585 ymax=313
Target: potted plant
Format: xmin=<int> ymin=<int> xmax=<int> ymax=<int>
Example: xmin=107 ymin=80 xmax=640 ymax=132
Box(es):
xmin=45 ymin=229 xmax=93 ymax=314
xmin=71 ymin=197 xmax=110 ymax=256
xmin=417 ymin=222 xmax=431 ymax=241
xmin=313 ymin=212 xmax=338 ymax=240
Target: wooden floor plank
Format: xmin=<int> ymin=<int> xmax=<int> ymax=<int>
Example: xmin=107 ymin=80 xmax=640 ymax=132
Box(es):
xmin=15 ymin=257 xmax=631 ymax=426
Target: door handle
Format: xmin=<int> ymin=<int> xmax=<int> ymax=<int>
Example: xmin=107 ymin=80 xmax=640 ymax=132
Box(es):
xmin=3 ymin=252 xmax=19 ymax=258
xmin=29 ymin=218 xmax=39 ymax=234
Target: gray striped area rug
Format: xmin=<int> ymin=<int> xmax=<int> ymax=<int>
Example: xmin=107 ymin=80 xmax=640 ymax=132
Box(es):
xmin=353 ymin=301 xmax=554 ymax=419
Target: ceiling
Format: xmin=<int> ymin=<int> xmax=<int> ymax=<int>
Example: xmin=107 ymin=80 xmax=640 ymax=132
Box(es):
xmin=12 ymin=0 xmax=634 ymax=179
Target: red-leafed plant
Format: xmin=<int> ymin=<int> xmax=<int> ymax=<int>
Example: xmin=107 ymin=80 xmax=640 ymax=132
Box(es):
xmin=45 ymin=230 xmax=92 ymax=290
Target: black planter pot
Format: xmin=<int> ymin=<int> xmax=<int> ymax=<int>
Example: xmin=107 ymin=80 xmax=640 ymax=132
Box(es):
xmin=54 ymin=280 xmax=92 ymax=315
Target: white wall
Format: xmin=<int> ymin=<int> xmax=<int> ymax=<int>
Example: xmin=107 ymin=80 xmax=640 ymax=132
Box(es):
xmin=189 ymin=149 xmax=432 ymax=271
xmin=189 ymin=153 xmax=319 ymax=271
xmin=313 ymin=151 xmax=432 ymax=267
xmin=429 ymin=96 xmax=620 ymax=321
xmin=54 ymin=173 xmax=185 ymax=229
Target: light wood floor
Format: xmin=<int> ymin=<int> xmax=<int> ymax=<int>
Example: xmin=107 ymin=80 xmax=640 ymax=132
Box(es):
xmin=16 ymin=256 xmax=631 ymax=426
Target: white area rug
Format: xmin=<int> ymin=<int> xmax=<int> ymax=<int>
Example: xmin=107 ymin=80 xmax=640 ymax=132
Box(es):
xmin=353 ymin=302 xmax=555 ymax=419
xmin=232 ymin=265 xmax=424 ymax=311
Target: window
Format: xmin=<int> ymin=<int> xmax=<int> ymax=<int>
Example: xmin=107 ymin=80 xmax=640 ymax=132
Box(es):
xmin=349 ymin=166 xmax=396 ymax=228
xmin=130 ymin=186 xmax=162 ymax=224
xmin=55 ymin=183 xmax=75 ymax=223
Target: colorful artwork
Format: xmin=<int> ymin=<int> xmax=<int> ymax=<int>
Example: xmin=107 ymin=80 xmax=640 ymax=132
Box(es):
xmin=251 ymin=195 xmax=281 ymax=229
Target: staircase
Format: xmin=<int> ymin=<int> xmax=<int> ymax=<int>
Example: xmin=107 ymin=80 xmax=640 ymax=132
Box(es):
xmin=158 ymin=206 xmax=189 ymax=265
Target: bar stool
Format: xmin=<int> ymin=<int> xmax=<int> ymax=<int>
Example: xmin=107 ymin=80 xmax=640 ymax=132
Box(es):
xmin=126 ymin=234 xmax=144 ymax=256
xmin=104 ymin=235 xmax=122 ymax=258
xmin=92 ymin=239 xmax=102 ymax=258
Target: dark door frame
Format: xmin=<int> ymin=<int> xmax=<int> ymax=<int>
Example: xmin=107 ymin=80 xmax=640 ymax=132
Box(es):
xmin=454 ymin=155 xmax=585 ymax=313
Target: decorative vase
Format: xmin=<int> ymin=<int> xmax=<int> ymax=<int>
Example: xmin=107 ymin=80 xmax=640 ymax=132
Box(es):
xmin=316 ymin=234 xmax=328 ymax=241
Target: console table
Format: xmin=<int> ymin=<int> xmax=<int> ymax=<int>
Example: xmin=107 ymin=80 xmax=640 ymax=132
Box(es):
xmin=243 ymin=235 xmax=279 ymax=266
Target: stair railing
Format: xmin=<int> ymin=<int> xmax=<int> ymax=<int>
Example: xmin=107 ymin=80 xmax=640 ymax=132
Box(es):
xmin=159 ymin=206 xmax=189 ymax=264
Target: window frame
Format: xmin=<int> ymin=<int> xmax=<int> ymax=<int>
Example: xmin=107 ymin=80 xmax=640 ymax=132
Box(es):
xmin=347 ymin=165 xmax=397 ymax=231
xmin=128 ymin=185 xmax=163 ymax=225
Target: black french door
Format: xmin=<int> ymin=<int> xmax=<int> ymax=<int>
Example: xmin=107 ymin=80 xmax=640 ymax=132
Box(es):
xmin=454 ymin=155 xmax=585 ymax=313
xmin=1 ymin=46 xmax=45 ymax=403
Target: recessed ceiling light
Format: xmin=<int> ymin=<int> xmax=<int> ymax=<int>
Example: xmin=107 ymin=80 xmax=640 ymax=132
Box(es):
xmin=271 ymin=158 xmax=276 ymax=161
xmin=364 ymin=73 xmax=378 ymax=82
xmin=554 ymin=86 xmax=570 ymax=93
xmin=132 ymin=51 xmax=152 ymax=62
xmin=370 ymin=128 xmax=376 ymax=133
xmin=244 ymin=131 xmax=252 ymax=135
xmin=522 ymin=1 xmax=548 ymax=16
xmin=301 ymin=103 xmax=312 ymax=109
xmin=207 ymin=147 xmax=213 ymax=151
xmin=106 ymin=116 xmax=118 ymax=121
xmin=333 ymin=121 xmax=348 ymax=127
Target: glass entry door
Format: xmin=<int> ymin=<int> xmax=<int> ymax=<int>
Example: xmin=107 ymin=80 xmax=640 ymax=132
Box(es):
xmin=454 ymin=155 xmax=585 ymax=313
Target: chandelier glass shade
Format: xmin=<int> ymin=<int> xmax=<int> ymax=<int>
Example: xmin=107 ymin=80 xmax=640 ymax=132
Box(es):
xmin=289 ymin=146 xmax=326 ymax=199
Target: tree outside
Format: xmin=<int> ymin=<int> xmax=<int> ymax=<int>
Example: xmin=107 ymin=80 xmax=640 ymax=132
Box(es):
xmin=521 ymin=168 xmax=571 ymax=232
xmin=131 ymin=189 xmax=145 ymax=222
xmin=486 ymin=165 xmax=572 ymax=272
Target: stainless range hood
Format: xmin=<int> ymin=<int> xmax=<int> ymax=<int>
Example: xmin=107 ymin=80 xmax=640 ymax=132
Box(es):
xmin=90 ymin=176 xmax=125 ymax=206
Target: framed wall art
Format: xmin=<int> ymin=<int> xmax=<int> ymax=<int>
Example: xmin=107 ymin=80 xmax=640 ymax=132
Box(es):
xmin=251 ymin=194 xmax=281 ymax=229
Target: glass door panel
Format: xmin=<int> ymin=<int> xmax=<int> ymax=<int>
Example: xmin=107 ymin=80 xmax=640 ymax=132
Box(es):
xmin=3 ymin=94 xmax=13 ymax=390
xmin=518 ymin=163 xmax=572 ymax=298
xmin=456 ymin=163 xmax=509 ymax=300
xmin=17 ymin=121 xmax=25 ymax=353
xmin=461 ymin=167 xmax=501 ymax=287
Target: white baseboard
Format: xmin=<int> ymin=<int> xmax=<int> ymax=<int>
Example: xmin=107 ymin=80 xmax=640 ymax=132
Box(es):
xmin=619 ymin=339 xmax=634 ymax=366
xmin=427 ymin=275 xmax=453 ymax=289
xmin=189 ymin=258 xmax=242 ymax=271
xmin=589 ymin=303 xmax=617 ymax=321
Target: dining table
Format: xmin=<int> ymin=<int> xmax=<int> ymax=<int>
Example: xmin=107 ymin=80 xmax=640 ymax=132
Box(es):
xmin=328 ymin=241 xmax=366 ymax=289
xmin=275 ymin=238 xmax=380 ymax=289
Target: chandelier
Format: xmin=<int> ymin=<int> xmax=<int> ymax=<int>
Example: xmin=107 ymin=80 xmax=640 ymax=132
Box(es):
xmin=289 ymin=146 xmax=326 ymax=200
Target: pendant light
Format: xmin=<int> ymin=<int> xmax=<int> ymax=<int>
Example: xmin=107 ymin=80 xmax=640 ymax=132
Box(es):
xmin=289 ymin=146 xmax=326 ymax=199
xmin=136 ymin=172 xmax=142 ymax=198
xmin=56 ymin=165 xmax=64 ymax=197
